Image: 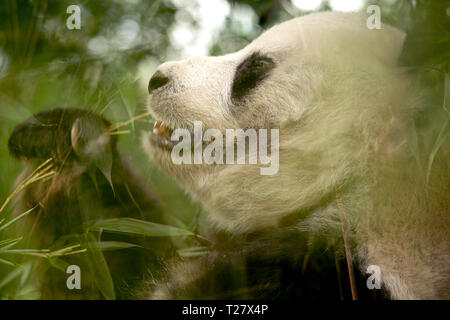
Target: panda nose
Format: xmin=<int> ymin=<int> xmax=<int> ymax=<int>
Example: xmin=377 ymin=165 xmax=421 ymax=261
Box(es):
xmin=148 ymin=71 xmax=170 ymax=94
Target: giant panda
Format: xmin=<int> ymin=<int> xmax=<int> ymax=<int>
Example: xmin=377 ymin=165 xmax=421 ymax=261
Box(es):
xmin=142 ymin=12 xmax=449 ymax=299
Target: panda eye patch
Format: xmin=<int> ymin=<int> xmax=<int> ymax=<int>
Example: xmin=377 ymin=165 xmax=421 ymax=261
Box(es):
xmin=231 ymin=52 xmax=275 ymax=101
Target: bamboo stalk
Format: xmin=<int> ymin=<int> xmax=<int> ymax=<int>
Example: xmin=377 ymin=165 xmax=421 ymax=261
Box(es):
xmin=108 ymin=112 xmax=152 ymax=131
xmin=0 ymin=158 xmax=54 ymax=215
xmin=333 ymin=178 xmax=358 ymax=300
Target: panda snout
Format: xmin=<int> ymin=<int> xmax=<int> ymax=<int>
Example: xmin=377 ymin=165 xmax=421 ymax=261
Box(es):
xmin=148 ymin=70 xmax=170 ymax=94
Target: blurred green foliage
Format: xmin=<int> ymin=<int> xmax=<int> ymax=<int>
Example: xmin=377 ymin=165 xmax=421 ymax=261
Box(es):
xmin=0 ymin=0 xmax=448 ymax=299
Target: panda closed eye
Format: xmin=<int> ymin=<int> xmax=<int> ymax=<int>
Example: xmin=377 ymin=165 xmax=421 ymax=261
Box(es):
xmin=231 ymin=52 xmax=275 ymax=101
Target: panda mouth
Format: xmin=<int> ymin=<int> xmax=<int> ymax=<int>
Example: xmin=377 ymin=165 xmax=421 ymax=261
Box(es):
xmin=150 ymin=120 xmax=176 ymax=151
xmin=150 ymin=119 xmax=215 ymax=153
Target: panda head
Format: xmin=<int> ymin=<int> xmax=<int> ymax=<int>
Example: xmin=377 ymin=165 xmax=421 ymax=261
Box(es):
xmin=143 ymin=12 xmax=407 ymax=232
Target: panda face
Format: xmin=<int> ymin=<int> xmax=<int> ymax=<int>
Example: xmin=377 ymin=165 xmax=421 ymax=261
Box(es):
xmin=143 ymin=12 xmax=407 ymax=232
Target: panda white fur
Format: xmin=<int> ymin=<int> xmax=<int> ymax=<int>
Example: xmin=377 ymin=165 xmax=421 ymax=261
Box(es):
xmin=142 ymin=12 xmax=449 ymax=299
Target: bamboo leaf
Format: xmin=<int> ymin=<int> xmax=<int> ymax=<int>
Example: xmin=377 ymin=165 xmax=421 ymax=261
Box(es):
xmin=0 ymin=248 xmax=50 ymax=255
xmin=0 ymin=258 xmax=16 ymax=267
xmin=0 ymin=206 xmax=37 ymax=232
xmin=81 ymin=233 xmax=115 ymax=300
xmin=0 ymin=237 xmax=22 ymax=249
xmin=426 ymin=115 xmax=450 ymax=183
xmin=19 ymin=263 xmax=32 ymax=287
xmin=0 ymin=266 xmax=23 ymax=289
xmin=117 ymin=83 xmax=137 ymax=132
xmin=426 ymin=73 xmax=450 ymax=183
xmin=92 ymin=241 xmax=141 ymax=251
xmin=91 ymin=218 xmax=194 ymax=237
xmin=48 ymin=257 xmax=70 ymax=273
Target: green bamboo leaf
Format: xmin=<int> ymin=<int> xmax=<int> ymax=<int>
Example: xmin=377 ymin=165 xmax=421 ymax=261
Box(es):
xmin=0 ymin=262 xmax=32 ymax=289
xmin=81 ymin=233 xmax=115 ymax=300
xmin=0 ymin=249 xmax=50 ymax=254
xmin=91 ymin=218 xmax=194 ymax=237
xmin=46 ymin=237 xmax=84 ymax=272
xmin=92 ymin=241 xmax=141 ymax=251
xmin=426 ymin=74 xmax=450 ymax=183
xmin=165 ymin=215 xmax=193 ymax=249
xmin=0 ymin=247 xmax=50 ymax=258
xmin=0 ymin=268 xmax=22 ymax=289
xmin=48 ymin=257 xmax=70 ymax=273
xmin=19 ymin=263 xmax=32 ymax=287
xmin=0 ymin=237 xmax=22 ymax=249
xmin=165 ymin=214 xmax=189 ymax=230
xmin=0 ymin=206 xmax=36 ymax=232
xmin=426 ymin=115 xmax=450 ymax=183
xmin=0 ymin=258 xmax=15 ymax=267
xmin=15 ymin=284 xmax=40 ymax=300
xmin=117 ymin=83 xmax=137 ymax=132
xmin=47 ymin=244 xmax=83 ymax=258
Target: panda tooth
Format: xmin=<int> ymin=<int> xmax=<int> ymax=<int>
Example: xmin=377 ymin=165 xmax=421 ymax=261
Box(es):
xmin=153 ymin=120 xmax=164 ymax=136
xmin=153 ymin=121 xmax=159 ymax=134
xmin=152 ymin=120 xmax=174 ymax=138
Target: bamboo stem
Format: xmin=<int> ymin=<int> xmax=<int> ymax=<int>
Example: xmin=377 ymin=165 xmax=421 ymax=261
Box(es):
xmin=108 ymin=112 xmax=152 ymax=131
xmin=333 ymin=175 xmax=358 ymax=300
xmin=0 ymin=158 xmax=54 ymax=215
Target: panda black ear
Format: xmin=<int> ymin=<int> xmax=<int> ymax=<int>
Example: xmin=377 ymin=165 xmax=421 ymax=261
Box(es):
xmin=231 ymin=52 xmax=275 ymax=101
